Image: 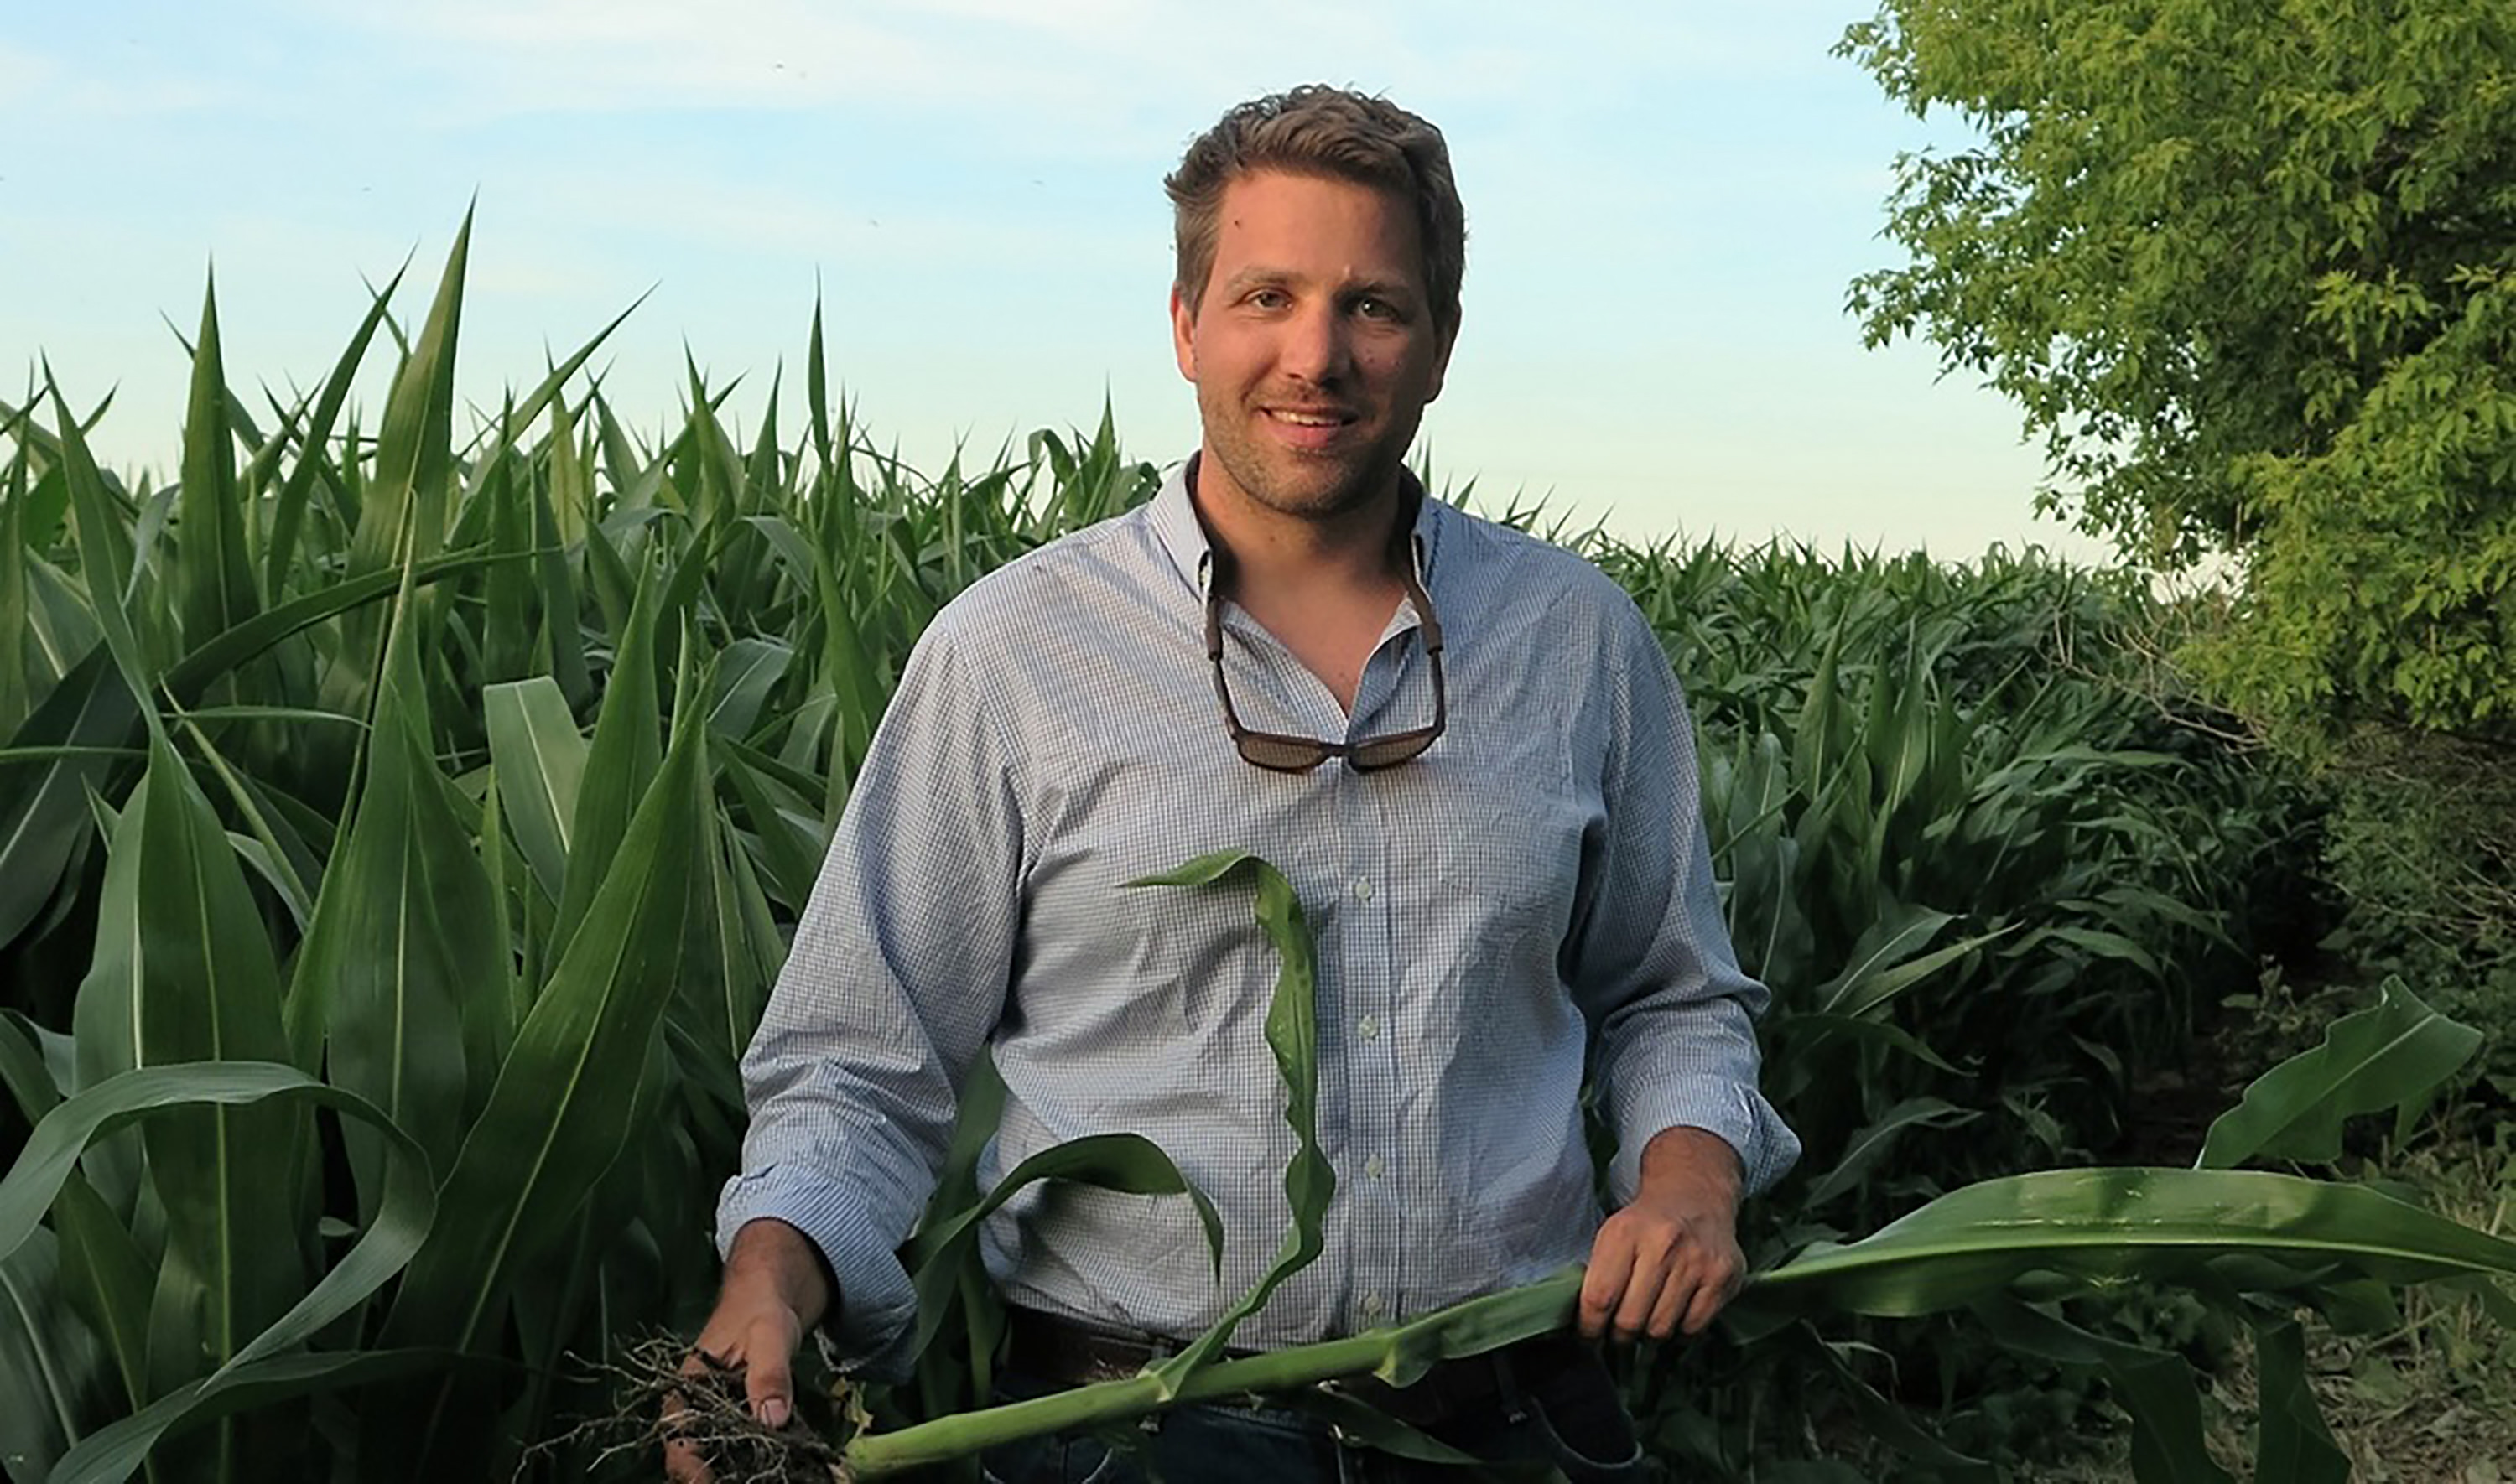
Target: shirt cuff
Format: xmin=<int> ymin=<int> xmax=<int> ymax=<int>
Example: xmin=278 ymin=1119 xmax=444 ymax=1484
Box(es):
xmin=716 ymin=1164 xmax=922 ymax=1383
xmin=1608 ymin=1081 xmax=1803 ymax=1206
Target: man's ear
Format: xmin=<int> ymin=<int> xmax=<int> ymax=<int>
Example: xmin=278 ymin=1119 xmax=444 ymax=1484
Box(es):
xmin=1426 ymin=313 xmax=1459 ymax=405
xmin=1170 ymin=284 xmax=1198 ymax=382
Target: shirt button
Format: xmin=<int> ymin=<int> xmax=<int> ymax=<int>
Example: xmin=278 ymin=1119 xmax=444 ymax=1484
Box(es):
xmin=1364 ymin=1154 xmax=1385 ymax=1180
xmin=1360 ymin=1290 xmax=1385 ymax=1319
xmin=1351 ymin=877 xmax=1373 ymax=902
xmin=1358 ymin=1014 xmax=1380 ymax=1041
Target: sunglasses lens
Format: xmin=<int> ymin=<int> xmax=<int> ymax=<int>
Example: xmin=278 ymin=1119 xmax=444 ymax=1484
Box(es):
xmin=1239 ymin=734 xmax=1336 ymax=771
xmin=1349 ymin=729 xmax=1437 ymax=771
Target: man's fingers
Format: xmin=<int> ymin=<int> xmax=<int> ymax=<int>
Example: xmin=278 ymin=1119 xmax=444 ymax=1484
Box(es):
xmin=1612 ymin=1251 xmax=1679 ymax=1341
xmin=1646 ymin=1265 xmax=1695 ymax=1340
xmin=1578 ymin=1227 xmax=1641 ymax=1339
xmin=742 ymin=1338 xmax=795 ymax=1430
xmin=1680 ymin=1249 xmax=1746 ymax=1336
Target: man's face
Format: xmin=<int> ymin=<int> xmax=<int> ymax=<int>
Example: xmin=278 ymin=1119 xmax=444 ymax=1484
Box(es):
xmin=1172 ymin=169 xmax=1453 ymax=526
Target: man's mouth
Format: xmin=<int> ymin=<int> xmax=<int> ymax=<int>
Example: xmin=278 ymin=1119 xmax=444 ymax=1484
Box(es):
xmin=1263 ymin=407 xmax=1359 ymax=451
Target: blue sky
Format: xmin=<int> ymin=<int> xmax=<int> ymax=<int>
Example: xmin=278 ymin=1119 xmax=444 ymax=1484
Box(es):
xmin=1 ymin=1 xmax=2105 ymax=560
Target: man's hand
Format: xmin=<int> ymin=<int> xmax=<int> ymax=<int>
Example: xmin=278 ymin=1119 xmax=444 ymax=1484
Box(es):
xmin=664 ymin=1218 xmax=833 ymax=1483
xmin=1579 ymin=1125 xmax=1745 ymax=1343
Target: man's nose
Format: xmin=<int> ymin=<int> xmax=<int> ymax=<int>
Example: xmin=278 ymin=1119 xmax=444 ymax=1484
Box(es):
xmin=1279 ymin=303 xmax=1352 ymax=383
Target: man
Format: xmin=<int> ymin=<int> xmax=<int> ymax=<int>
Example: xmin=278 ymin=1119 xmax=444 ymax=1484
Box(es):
xmin=673 ymin=86 xmax=1799 ymax=1482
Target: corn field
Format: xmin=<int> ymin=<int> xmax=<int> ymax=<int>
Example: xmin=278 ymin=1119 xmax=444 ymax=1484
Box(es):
xmin=3 ymin=229 xmax=2513 ymax=1483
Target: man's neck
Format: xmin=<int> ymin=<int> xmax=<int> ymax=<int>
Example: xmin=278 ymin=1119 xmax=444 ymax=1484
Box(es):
xmin=1188 ymin=455 xmax=1413 ymax=604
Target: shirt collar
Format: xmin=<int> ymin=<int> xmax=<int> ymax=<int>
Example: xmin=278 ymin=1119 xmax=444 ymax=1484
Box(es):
xmin=1146 ymin=453 xmax=1444 ymax=601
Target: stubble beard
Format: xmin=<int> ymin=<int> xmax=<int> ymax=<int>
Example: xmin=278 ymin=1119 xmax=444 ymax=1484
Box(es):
xmin=1197 ymin=381 xmax=1411 ymax=525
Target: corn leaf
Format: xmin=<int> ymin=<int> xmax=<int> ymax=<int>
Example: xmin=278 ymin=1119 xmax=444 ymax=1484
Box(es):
xmin=346 ymin=213 xmax=468 ymax=580
xmin=3 ymin=1063 xmax=437 ymax=1484
xmin=0 ymin=648 xmax=138 ymax=953
xmin=2251 ymin=1313 xmax=2349 ymax=1484
xmin=174 ymin=278 xmax=256 ymax=655
xmin=907 ymin=1132 xmax=1223 ymax=1361
xmin=288 ymin=579 xmax=497 ymax=1216
xmin=547 ymin=552 xmax=663 ymax=961
xmin=1129 ymin=850 xmax=1329 ymax=1398
xmin=117 ymin=732 xmax=307 ymax=1479
xmin=382 ymin=680 xmax=703 ymax=1358
xmin=0 ymin=1225 xmax=111 ymax=1482
xmin=2196 ymin=978 xmax=2482 ymax=1170
xmin=481 ymin=676 xmax=585 ymax=908
xmin=1974 ymin=1296 xmax=2233 ymax=1484
xmin=1745 ymin=1167 xmax=2516 ymax=1325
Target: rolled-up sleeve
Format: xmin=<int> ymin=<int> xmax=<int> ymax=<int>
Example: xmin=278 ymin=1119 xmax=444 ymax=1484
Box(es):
xmin=715 ymin=616 xmax=1025 ymax=1378
xmin=1567 ymin=601 xmax=1801 ymax=1205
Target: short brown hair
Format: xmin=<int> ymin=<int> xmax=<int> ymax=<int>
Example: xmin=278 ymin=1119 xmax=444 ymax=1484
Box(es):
xmin=1165 ymin=86 xmax=1466 ymax=338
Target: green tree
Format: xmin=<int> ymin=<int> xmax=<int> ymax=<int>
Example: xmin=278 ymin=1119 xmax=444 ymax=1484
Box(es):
xmin=1839 ymin=0 xmax=2516 ymax=739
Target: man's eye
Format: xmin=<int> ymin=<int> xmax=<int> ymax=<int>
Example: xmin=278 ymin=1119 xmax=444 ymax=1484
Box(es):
xmin=1355 ymin=296 xmax=1401 ymax=321
xmin=1247 ymin=288 xmax=1289 ymax=309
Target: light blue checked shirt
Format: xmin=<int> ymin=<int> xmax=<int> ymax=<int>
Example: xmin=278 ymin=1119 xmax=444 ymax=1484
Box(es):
xmin=719 ymin=461 xmax=1799 ymax=1377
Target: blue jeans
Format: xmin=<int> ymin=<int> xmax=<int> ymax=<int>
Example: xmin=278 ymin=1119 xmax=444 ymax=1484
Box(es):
xmin=977 ymin=1346 xmax=1657 ymax=1483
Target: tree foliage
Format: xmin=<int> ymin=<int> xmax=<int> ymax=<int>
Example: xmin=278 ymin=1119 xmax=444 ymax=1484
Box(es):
xmin=1840 ymin=0 xmax=2516 ymax=738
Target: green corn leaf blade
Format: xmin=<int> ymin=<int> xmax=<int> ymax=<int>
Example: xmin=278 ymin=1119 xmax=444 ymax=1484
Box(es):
xmin=1264 ymin=1388 xmax=1489 ymax=1468
xmin=527 ymin=475 xmax=591 ymax=709
xmin=117 ymin=731 xmax=306 ymax=1455
xmin=1 ymin=1063 xmax=436 ymax=1484
xmin=0 ymin=465 xmax=30 ymax=742
xmin=911 ymin=1053 xmax=1009 ymax=1275
xmin=717 ymin=743 xmax=825 ymax=911
xmin=0 ymin=1224 xmax=112 ymax=1481
xmin=174 ymin=277 xmax=257 ymax=654
xmin=25 ymin=553 xmax=107 ymax=698
xmin=2 ymin=1010 xmax=151 ymax=1423
xmin=347 ymin=212 xmax=470 ymax=580
xmin=173 ymin=716 xmax=314 ymax=939
xmin=907 ymin=1131 xmax=1223 ymax=1362
xmin=50 ymin=1176 xmax=154 ymax=1430
xmin=678 ymin=800 xmax=775 ymax=1074
xmin=382 ymin=694 xmax=703 ymax=1360
xmin=2251 ymin=1313 xmax=2348 ymax=1484
xmin=548 ymin=552 xmax=664 ymax=960
xmin=811 ymin=552 xmax=887 ymax=786
xmin=1791 ymin=616 xmax=1849 ymax=794
xmin=2197 ymin=978 xmax=2483 ymax=1170
xmin=705 ymin=636 xmax=793 ymax=744
xmin=1780 ymin=1013 xmax=1963 ymax=1076
xmin=263 ymin=262 xmax=407 ymax=602
xmin=48 ymin=372 xmax=156 ymax=718
xmin=479 ymin=442 xmax=533 ymax=685
xmin=477 ymin=776 xmax=531 ymax=1046
xmin=1809 ymin=904 xmax=1954 ymax=1014
xmin=2042 ymin=925 xmax=2162 ymax=977
xmin=1130 ymin=851 xmax=1329 ymax=1398
xmin=286 ymin=586 xmax=498 ymax=1216
xmin=1801 ymin=1097 xmax=1978 ymax=1208
xmin=1801 ymin=1330 xmax=1994 ymax=1482
xmin=163 ymin=547 xmax=518 ymax=705
xmin=1826 ymin=927 xmax=2009 ymax=1023
xmin=1744 ymin=1167 xmax=2516 ymax=1326
xmin=0 ymin=647 xmax=140 ymax=953
xmin=541 ymin=391 xmax=591 ymax=551
xmin=481 ymin=677 xmax=586 ymax=908
xmin=580 ymin=512 xmax=635 ymax=652
xmin=805 ymin=293 xmax=834 ymax=469
xmin=1974 ymin=1296 xmax=2233 ymax=1484
xmin=49 ymin=1350 xmax=450 ymax=1484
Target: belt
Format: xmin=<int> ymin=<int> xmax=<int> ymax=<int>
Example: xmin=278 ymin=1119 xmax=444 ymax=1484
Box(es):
xmin=1001 ymin=1305 xmax=1592 ymax=1430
